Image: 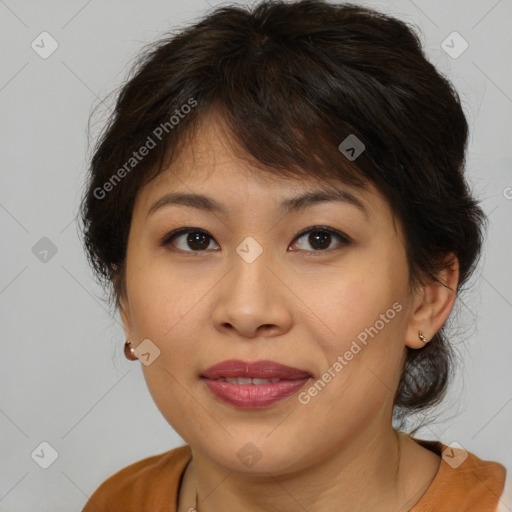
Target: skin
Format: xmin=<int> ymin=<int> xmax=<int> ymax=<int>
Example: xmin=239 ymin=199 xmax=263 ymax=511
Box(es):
xmin=119 ymin=114 xmax=459 ymax=512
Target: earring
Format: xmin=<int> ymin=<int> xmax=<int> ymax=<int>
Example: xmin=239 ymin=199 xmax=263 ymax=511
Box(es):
xmin=418 ymin=330 xmax=428 ymax=344
xmin=124 ymin=340 xmax=138 ymax=361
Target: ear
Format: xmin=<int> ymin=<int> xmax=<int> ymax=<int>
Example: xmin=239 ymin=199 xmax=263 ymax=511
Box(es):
xmin=119 ymin=294 xmax=133 ymax=341
xmin=405 ymin=254 xmax=459 ymax=349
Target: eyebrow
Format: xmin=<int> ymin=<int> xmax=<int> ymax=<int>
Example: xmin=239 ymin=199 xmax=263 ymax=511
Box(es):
xmin=147 ymin=189 xmax=368 ymax=218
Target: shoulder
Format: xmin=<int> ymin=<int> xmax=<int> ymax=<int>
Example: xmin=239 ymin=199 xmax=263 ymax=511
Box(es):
xmin=411 ymin=438 xmax=507 ymax=511
xmin=81 ymin=444 xmax=192 ymax=512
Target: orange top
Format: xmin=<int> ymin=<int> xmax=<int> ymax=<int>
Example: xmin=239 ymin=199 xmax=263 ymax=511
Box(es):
xmin=82 ymin=438 xmax=506 ymax=512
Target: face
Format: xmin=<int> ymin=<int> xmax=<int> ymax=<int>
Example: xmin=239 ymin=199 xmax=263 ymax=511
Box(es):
xmin=120 ymin=115 xmax=418 ymax=475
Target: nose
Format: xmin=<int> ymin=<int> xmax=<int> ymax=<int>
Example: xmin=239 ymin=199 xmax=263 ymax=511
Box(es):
xmin=211 ymin=250 xmax=294 ymax=339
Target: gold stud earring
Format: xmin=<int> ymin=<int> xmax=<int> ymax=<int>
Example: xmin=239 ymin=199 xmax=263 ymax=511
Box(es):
xmin=418 ymin=330 xmax=428 ymax=344
xmin=124 ymin=340 xmax=138 ymax=361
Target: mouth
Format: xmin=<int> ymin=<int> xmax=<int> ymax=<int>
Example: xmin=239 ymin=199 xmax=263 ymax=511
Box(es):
xmin=200 ymin=359 xmax=313 ymax=409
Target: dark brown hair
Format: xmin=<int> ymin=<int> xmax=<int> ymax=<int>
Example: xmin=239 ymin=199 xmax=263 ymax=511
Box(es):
xmin=79 ymin=0 xmax=485 ymax=424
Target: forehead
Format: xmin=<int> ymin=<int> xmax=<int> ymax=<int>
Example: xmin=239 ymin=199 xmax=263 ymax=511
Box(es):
xmin=136 ymin=112 xmax=376 ymax=211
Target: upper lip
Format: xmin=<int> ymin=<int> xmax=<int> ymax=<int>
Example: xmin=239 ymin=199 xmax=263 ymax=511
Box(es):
xmin=201 ymin=359 xmax=312 ymax=380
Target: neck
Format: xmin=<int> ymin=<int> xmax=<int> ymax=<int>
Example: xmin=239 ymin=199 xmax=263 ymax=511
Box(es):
xmin=181 ymin=426 xmax=414 ymax=512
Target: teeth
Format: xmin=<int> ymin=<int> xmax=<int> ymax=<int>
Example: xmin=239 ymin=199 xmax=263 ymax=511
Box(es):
xmin=253 ymin=378 xmax=282 ymax=384
xmin=230 ymin=377 xmax=252 ymax=385
xmin=219 ymin=377 xmax=281 ymax=385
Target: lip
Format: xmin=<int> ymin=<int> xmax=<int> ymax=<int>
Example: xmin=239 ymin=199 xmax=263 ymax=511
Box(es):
xmin=201 ymin=359 xmax=312 ymax=409
xmin=201 ymin=359 xmax=312 ymax=380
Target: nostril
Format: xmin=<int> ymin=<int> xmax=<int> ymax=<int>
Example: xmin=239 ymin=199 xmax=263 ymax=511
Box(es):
xmin=258 ymin=324 xmax=278 ymax=334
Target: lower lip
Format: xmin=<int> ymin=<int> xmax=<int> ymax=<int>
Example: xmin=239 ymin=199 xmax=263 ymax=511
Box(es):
xmin=202 ymin=378 xmax=310 ymax=408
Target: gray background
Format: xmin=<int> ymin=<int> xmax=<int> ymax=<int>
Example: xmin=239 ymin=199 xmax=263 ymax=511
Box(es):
xmin=1 ymin=0 xmax=511 ymax=510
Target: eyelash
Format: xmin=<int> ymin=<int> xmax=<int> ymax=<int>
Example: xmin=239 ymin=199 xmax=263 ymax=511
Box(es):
xmin=160 ymin=226 xmax=351 ymax=255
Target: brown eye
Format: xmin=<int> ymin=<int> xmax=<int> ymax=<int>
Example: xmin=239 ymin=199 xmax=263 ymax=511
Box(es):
xmin=161 ymin=228 xmax=220 ymax=252
xmin=290 ymin=227 xmax=351 ymax=252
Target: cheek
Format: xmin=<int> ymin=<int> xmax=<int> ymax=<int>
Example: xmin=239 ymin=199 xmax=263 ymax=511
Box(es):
xmin=127 ymin=264 xmax=210 ymax=436
xmin=302 ymin=254 xmax=408 ymax=406
xmin=310 ymin=255 xmax=408 ymax=350
xmin=125 ymin=254 xmax=209 ymax=338
xmin=124 ymin=257 xmax=222 ymax=391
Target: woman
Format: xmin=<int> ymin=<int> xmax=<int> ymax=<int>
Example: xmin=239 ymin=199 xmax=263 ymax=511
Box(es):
xmin=80 ymin=1 xmax=506 ymax=510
